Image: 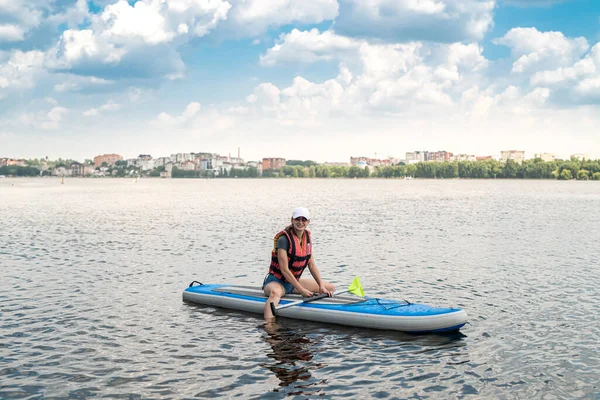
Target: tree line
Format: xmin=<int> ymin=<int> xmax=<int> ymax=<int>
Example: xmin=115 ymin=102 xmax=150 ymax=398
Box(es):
xmin=261 ymin=158 xmax=600 ymax=180
xmin=3 ymin=158 xmax=600 ymax=180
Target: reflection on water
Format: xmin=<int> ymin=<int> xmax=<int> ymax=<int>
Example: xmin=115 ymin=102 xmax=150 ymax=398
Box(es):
xmin=258 ymin=317 xmax=470 ymax=398
xmin=261 ymin=321 xmax=325 ymax=396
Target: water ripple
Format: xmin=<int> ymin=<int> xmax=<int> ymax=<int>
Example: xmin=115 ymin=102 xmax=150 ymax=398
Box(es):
xmin=1 ymin=178 xmax=599 ymax=398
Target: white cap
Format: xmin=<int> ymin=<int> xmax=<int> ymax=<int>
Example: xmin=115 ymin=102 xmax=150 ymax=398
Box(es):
xmin=292 ymin=207 xmax=310 ymax=220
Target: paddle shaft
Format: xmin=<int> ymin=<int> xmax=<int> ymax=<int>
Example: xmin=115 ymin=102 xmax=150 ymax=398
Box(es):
xmin=270 ymin=289 xmax=349 ymax=315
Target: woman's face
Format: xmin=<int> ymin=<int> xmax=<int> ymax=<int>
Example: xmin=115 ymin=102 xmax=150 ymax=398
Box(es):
xmin=291 ymin=217 xmax=309 ymax=233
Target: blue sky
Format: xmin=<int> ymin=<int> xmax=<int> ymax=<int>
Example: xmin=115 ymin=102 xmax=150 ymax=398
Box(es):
xmin=1 ymin=0 xmax=599 ymax=162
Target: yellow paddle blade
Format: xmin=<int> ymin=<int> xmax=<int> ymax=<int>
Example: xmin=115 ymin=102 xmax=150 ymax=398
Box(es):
xmin=348 ymin=276 xmax=365 ymax=297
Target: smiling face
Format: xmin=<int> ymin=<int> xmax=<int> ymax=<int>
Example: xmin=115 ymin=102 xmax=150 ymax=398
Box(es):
xmin=291 ymin=216 xmax=309 ymax=236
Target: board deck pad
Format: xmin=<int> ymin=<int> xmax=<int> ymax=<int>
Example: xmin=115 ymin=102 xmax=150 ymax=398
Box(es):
xmin=213 ymin=285 xmax=367 ymax=305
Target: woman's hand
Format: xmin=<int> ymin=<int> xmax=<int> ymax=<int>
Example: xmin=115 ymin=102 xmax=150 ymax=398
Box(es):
xmin=299 ymin=287 xmax=314 ymax=298
xmin=319 ymin=284 xmax=333 ymax=297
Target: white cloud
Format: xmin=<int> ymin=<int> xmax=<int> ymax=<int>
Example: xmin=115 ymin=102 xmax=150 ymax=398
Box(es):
xmin=529 ymin=43 xmax=600 ymax=103
xmin=257 ymin=29 xmax=490 ymax=116
xmin=45 ymin=0 xmax=231 ymax=80
xmin=0 ymin=1 xmax=45 ymax=43
xmin=153 ymin=102 xmax=202 ymax=125
xmin=53 ymin=75 xmax=115 ymax=93
xmin=20 ymin=105 xmax=68 ymax=130
xmin=224 ymin=0 xmax=338 ymax=37
xmin=334 ymin=0 xmax=495 ymax=43
xmin=0 ymin=50 xmax=45 ymax=97
xmin=151 ymin=102 xmax=236 ymax=137
xmin=0 ymin=24 xmax=26 ymax=42
xmin=494 ymin=27 xmax=589 ymax=74
xmin=260 ymin=29 xmax=360 ymax=66
xmin=46 ymin=0 xmax=90 ymax=29
xmin=0 ymin=0 xmax=89 ymax=49
xmin=83 ymin=101 xmax=121 ymax=117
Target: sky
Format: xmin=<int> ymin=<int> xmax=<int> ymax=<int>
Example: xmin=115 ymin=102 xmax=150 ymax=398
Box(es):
xmin=1 ymin=0 xmax=600 ymax=163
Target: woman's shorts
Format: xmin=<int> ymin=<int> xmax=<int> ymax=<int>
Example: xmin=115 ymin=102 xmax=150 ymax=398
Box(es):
xmin=262 ymin=273 xmax=295 ymax=294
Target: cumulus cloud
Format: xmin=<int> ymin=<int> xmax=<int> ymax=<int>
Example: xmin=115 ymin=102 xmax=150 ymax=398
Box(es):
xmin=334 ymin=0 xmax=495 ymax=43
xmin=222 ymin=0 xmax=338 ymax=37
xmin=255 ymin=29 xmax=490 ymax=117
xmin=45 ymin=0 xmax=231 ymax=80
xmin=260 ymin=29 xmax=359 ymax=66
xmin=83 ymin=101 xmax=121 ymax=117
xmin=530 ymin=43 xmax=600 ymax=103
xmin=153 ymin=102 xmax=202 ymax=126
xmin=0 ymin=24 xmax=26 ymax=42
xmin=494 ymin=27 xmax=589 ymax=74
xmin=0 ymin=2 xmax=45 ymax=43
xmin=20 ymin=105 xmax=68 ymax=130
xmin=151 ymin=102 xmax=237 ymax=137
xmin=0 ymin=50 xmax=45 ymax=97
xmin=0 ymin=0 xmax=90 ymax=49
xmin=53 ymin=75 xmax=115 ymax=93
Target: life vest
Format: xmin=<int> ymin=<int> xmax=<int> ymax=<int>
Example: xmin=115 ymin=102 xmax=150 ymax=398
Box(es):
xmin=269 ymin=227 xmax=312 ymax=282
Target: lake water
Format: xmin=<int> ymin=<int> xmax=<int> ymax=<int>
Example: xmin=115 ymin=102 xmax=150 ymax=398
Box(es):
xmin=1 ymin=178 xmax=599 ymax=399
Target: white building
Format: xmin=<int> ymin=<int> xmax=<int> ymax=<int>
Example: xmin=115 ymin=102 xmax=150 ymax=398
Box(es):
xmin=405 ymin=151 xmax=426 ymax=164
xmin=500 ymin=150 xmax=525 ymax=164
xmin=182 ymin=161 xmax=196 ymax=171
xmin=170 ymin=153 xmax=193 ymax=163
xmin=534 ymin=153 xmax=556 ymax=162
xmin=138 ymin=159 xmax=156 ymax=171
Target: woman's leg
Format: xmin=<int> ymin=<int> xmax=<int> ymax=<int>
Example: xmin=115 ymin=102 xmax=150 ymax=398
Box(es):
xmin=263 ymin=282 xmax=286 ymax=321
xmin=297 ymin=278 xmax=336 ymax=294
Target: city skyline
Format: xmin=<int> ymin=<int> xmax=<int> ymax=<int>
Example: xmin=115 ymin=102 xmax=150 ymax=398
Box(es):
xmin=1 ymin=1 xmax=600 ymax=162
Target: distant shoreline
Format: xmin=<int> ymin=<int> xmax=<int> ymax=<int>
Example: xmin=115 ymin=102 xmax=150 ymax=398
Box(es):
xmin=1 ymin=176 xmax=599 ymax=181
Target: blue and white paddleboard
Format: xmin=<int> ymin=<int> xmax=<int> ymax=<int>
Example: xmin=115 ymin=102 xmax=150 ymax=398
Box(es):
xmin=183 ymin=283 xmax=467 ymax=333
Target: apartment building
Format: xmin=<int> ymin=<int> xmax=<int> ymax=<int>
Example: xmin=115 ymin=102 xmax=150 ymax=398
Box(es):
xmin=405 ymin=151 xmax=426 ymax=164
xmin=262 ymin=157 xmax=286 ymax=170
xmin=500 ymin=150 xmax=525 ymax=164
xmin=534 ymin=153 xmax=556 ymax=162
xmin=427 ymin=151 xmax=453 ymax=162
xmin=350 ymin=157 xmax=393 ymax=167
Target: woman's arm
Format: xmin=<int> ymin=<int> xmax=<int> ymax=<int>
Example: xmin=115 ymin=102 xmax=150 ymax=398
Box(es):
xmin=277 ymin=248 xmax=313 ymax=297
xmin=307 ymin=253 xmax=332 ymax=296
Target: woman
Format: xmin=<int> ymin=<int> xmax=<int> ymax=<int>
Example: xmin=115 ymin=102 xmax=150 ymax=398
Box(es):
xmin=263 ymin=207 xmax=336 ymax=320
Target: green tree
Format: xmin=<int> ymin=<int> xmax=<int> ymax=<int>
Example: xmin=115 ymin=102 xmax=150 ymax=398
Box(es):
xmin=286 ymin=160 xmax=317 ymax=167
xmin=472 ymin=162 xmax=490 ymax=178
xmin=405 ymin=164 xmax=417 ymax=178
xmin=559 ymin=169 xmax=573 ymax=180
xmin=577 ymin=170 xmax=590 ymax=180
xmin=502 ymin=159 xmax=519 ymax=178
xmin=0 ymin=166 xmax=40 ymax=176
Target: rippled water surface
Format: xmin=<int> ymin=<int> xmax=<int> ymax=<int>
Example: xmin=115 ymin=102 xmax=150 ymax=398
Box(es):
xmin=1 ymin=178 xmax=599 ymax=399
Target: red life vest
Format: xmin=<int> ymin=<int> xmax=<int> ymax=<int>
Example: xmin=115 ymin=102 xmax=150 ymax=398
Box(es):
xmin=269 ymin=227 xmax=312 ymax=282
